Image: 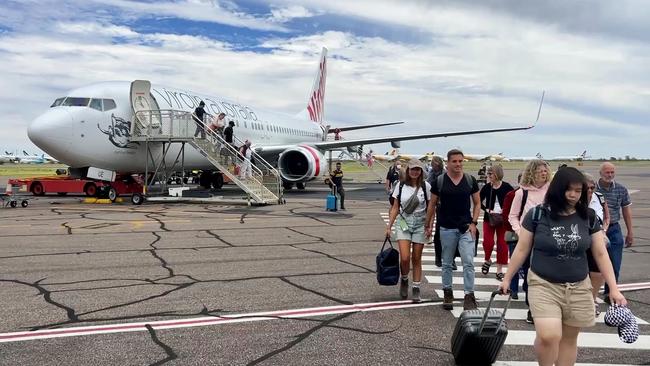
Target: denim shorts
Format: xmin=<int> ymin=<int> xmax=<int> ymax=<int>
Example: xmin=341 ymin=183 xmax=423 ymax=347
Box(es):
xmin=395 ymin=214 xmax=426 ymax=244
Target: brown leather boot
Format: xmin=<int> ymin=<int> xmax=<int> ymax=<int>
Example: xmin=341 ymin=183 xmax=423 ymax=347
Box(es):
xmin=463 ymin=293 xmax=478 ymax=311
xmin=443 ymin=288 xmax=454 ymax=310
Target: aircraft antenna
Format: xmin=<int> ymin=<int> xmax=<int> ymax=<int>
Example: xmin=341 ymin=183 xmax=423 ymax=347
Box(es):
xmin=535 ymin=90 xmax=545 ymax=123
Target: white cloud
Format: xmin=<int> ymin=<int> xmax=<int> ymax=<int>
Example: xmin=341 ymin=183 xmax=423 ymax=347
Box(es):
xmin=0 ymin=1 xmax=648 ymax=158
xmin=269 ymin=5 xmax=315 ymax=23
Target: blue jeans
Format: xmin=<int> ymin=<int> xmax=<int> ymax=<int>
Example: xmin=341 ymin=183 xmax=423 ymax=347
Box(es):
xmin=440 ymin=227 xmax=475 ymax=294
xmin=604 ymin=222 xmax=625 ymax=294
xmin=508 ymin=242 xmax=529 ymax=306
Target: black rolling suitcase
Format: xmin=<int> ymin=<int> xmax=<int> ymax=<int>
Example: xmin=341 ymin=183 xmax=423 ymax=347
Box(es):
xmin=451 ymin=291 xmax=512 ymax=365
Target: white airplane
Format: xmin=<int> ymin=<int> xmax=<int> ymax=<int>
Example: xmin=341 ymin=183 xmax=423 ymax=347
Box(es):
xmin=373 ymin=149 xmax=438 ymax=163
xmin=28 ymin=48 xmax=537 ymax=190
xmin=551 ymin=150 xmax=588 ymax=161
xmin=0 ymin=151 xmax=20 ymax=164
xmin=508 ymin=152 xmax=544 ymax=161
xmin=18 ymin=151 xmax=47 ymax=164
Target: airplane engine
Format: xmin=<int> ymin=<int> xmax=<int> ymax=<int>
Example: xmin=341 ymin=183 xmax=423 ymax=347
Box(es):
xmin=278 ymin=146 xmax=327 ymax=182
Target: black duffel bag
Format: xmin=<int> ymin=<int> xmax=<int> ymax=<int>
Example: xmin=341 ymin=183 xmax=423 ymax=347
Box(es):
xmin=376 ymin=237 xmax=400 ymax=286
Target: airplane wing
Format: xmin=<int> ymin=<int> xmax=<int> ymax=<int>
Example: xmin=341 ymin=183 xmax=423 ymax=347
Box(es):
xmin=312 ymin=125 xmax=534 ymax=151
xmin=327 ymin=122 xmax=403 ymax=133
xmin=255 ymin=124 xmax=535 ymax=157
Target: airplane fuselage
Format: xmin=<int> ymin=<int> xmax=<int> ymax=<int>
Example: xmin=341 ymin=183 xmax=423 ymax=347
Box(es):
xmin=29 ymin=81 xmax=325 ymax=174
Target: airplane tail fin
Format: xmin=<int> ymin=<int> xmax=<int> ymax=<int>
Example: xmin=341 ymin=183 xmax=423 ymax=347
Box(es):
xmin=23 ymin=150 xmax=29 ymax=156
xmin=581 ymin=150 xmax=587 ymax=158
xmin=536 ymin=153 xmax=543 ymax=159
xmin=305 ymin=47 xmax=328 ymax=125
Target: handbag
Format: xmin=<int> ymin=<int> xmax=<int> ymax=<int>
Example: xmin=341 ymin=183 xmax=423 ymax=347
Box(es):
xmin=487 ymin=186 xmax=504 ymax=227
xmin=376 ymin=237 xmax=400 ymax=286
xmin=488 ymin=212 xmax=504 ymax=227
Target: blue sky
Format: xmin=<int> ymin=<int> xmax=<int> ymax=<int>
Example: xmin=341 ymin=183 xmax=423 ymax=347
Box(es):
xmin=0 ymin=0 xmax=648 ymax=159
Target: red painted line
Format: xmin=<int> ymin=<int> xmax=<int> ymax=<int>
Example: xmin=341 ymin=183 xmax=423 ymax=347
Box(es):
xmin=0 ymin=300 xmax=429 ymax=343
xmin=300 ymin=145 xmax=321 ymax=177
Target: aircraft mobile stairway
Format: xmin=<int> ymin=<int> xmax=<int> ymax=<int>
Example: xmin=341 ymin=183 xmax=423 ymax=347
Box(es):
xmin=131 ymin=109 xmax=283 ymax=205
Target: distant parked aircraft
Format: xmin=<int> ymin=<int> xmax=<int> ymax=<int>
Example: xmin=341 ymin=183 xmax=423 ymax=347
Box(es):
xmin=508 ymin=152 xmax=544 ymax=161
xmin=551 ymin=150 xmax=588 ymax=161
xmin=372 ymin=149 xmax=438 ymax=163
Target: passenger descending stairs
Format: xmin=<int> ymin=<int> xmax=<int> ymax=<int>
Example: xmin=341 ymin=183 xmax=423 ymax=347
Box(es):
xmin=131 ymin=109 xmax=282 ymax=205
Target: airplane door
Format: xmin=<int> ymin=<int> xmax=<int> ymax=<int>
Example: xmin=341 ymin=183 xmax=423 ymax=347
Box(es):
xmin=130 ymin=80 xmax=161 ymax=128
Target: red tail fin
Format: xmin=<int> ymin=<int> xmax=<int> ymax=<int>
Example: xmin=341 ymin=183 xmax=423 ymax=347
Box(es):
xmin=306 ymin=47 xmax=327 ymax=124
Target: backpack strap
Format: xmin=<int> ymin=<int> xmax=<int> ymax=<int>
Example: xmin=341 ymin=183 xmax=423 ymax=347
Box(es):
xmin=518 ymin=189 xmax=528 ymax=219
xmin=397 ymin=182 xmax=404 ymax=210
xmin=463 ymin=173 xmax=473 ymax=189
xmin=421 ymin=181 xmax=429 ymax=208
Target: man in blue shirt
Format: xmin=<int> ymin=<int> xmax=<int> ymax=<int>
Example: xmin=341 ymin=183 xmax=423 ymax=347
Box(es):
xmin=596 ymin=162 xmax=633 ymax=296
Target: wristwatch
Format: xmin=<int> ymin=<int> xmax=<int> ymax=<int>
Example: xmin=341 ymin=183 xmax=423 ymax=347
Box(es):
xmin=471 ymin=220 xmax=478 ymax=225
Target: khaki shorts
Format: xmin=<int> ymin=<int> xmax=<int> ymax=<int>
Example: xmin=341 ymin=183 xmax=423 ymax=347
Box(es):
xmin=528 ymin=270 xmax=595 ymax=328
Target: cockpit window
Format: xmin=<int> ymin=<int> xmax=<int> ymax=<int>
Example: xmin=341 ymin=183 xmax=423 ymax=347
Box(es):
xmin=89 ymin=98 xmax=103 ymax=111
xmin=62 ymin=97 xmax=90 ymax=107
xmin=103 ymin=99 xmax=116 ymax=111
xmin=51 ymin=97 xmax=66 ymax=107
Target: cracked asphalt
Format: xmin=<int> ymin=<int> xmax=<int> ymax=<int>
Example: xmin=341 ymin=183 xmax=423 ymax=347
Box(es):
xmin=0 ymin=162 xmax=649 ymax=365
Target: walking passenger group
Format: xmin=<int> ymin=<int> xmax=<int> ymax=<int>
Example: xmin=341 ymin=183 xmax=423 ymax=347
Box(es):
xmin=385 ymin=149 xmax=633 ymax=365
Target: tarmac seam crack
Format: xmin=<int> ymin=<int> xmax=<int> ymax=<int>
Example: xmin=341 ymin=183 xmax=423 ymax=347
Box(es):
xmin=279 ymin=277 xmax=352 ymax=305
xmin=61 ymin=222 xmax=72 ymax=234
xmin=145 ymin=213 xmax=170 ymax=232
xmin=285 ymin=227 xmax=330 ymax=244
xmin=148 ymin=232 xmax=175 ymax=278
xmin=290 ymin=244 xmax=374 ymax=273
xmin=145 ymin=324 xmax=178 ymax=366
xmin=0 ymin=278 xmax=79 ymax=328
xmin=246 ymin=312 xmax=351 ymax=365
xmin=205 ymin=229 xmax=235 ymax=247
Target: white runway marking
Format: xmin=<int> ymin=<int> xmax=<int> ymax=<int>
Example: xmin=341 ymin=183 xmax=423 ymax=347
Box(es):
xmin=505 ymin=330 xmax=650 ymax=350
xmin=434 ymin=290 xmax=525 ymax=302
xmin=450 ymin=308 xmax=648 ymax=325
xmin=0 ymin=300 xmax=441 ymax=344
xmin=426 ymin=275 xmax=522 ymax=287
xmin=494 ymin=362 xmax=638 ymax=366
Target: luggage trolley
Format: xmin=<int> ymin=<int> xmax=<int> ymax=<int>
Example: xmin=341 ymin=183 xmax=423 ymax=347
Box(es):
xmin=1 ymin=185 xmax=29 ymax=208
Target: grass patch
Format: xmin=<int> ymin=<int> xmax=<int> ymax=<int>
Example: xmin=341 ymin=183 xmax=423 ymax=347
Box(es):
xmin=0 ymin=164 xmax=68 ymax=178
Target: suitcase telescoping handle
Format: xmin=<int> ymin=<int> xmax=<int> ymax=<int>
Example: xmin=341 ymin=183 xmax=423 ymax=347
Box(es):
xmin=477 ymin=291 xmax=512 ymax=335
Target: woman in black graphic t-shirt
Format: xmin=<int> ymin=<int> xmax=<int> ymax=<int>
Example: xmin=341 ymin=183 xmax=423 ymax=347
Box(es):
xmin=498 ymin=167 xmax=626 ymax=366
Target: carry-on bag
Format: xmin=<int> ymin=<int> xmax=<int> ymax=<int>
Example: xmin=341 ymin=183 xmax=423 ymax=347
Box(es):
xmin=451 ymin=291 xmax=512 ymax=365
xmin=376 ymin=237 xmax=400 ymax=286
xmin=326 ymin=186 xmax=338 ymax=211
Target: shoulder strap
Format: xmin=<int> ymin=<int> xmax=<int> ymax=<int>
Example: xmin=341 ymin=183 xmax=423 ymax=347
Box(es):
xmin=594 ymin=191 xmax=606 ymax=208
xmin=397 ymin=182 xmax=404 ymax=209
xmin=587 ymin=209 xmax=598 ymax=230
xmin=437 ymin=174 xmax=444 ymax=194
xmin=421 ymin=181 xmax=429 ymax=208
xmin=518 ymin=189 xmax=528 ymax=219
xmin=463 ymin=173 xmax=473 ymax=188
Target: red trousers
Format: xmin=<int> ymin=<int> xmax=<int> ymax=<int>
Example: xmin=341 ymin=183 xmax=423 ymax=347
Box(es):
xmin=482 ymin=221 xmax=508 ymax=265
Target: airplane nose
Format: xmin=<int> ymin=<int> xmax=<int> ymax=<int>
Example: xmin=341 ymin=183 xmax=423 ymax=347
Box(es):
xmin=28 ymin=108 xmax=73 ymax=160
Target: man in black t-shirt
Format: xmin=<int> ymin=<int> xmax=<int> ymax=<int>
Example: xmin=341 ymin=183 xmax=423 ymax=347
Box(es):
xmin=193 ymin=101 xmax=207 ymax=138
xmin=425 ymin=149 xmax=480 ymax=311
xmin=385 ymin=161 xmax=401 ymax=203
xmin=224 ymin=121 xmax=235 ymax=143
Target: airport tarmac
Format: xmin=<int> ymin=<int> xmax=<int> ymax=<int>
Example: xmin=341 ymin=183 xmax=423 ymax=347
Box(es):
xmin=0 ymin=162 xmax=648 ymax=365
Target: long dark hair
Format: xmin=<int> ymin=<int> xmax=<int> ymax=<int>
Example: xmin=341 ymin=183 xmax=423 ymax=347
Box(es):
xmin=544 ymin=167 xmax=589 ymax=219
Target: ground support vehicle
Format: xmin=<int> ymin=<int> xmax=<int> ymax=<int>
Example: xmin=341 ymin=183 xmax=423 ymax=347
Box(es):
xmin=7 ymin=175 xmax=144 ymax=204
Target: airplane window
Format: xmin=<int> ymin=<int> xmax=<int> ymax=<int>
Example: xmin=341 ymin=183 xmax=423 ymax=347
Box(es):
xmin=89 ymin=99 xmax=103 ymax=111
xmin=51 ymin=97 xmax=65 ymax=107
xmin=103 ymin=99 xmax=116 ymax=111
xmin=62 ymin=97 xmax=90 ymax=107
